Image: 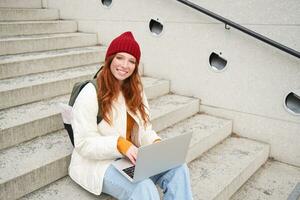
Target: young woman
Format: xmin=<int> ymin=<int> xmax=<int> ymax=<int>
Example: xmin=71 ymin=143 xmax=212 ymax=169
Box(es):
xmin=68 ymin=31 xmax=193 ymax=200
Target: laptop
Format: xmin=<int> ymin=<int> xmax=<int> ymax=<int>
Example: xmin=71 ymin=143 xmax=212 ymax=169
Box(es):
xmin=112 ymin=132 xmax=192 ymax=182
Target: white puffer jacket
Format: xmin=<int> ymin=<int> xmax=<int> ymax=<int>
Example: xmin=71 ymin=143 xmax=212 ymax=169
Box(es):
xmin=68 ymin=83 xmax=161 ymax=195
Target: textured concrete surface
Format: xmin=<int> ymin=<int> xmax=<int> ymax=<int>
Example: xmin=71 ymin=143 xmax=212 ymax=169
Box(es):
xmin=0 ymin=130 xmax=72 ymax=183
xmin=0 ymin=45 xmax=146 ymax=80
xmin=201 ymin=104 xmax=300 ymax=167
xmin=150 ymin=94 xmax=200 ymax=131
xmin=0 ymin=64 xmax=99 ymax=109
xmin=231 ymin=160 xmax=300 ymax=200
xmin=142 ymin=76 xmax=169 ymax=100
xmin=47 ymin=0 xmax=215 ymax=23
xmin=0 ymin=20 xmax=77 ymax=37
xmin=0 ymin=130 xmax=73 ymax=200
xmin=158 ymin=114 xmax=232 ymax=162
xmin=76 ymin=19 xmax=300 ymax=123
xmin=189 ymin=137 xmax=269 ymax=200
xmin=0 ymin=64 xmax=99 ymax=91
xmin=189 ymin=0 xmax=300 ymax=24
xmin=189 ymin=0 xmax=300 ymax=50
xmin=0 ymin=32 xmax=98 ymax=55
xmin=0 ymin=8 xmax=59 ymax=21
xmin=0 ymin=0 xmax=42 ymax=8
xmin=0 ymin=46 xmax=105 ymax=79
xmin=0 ymin=95 xmax=69 ymax=150
xmin=20 ymin=176 xmax=112 ymax=200
xmin=0 ymin=76 xmax=170 ymax=150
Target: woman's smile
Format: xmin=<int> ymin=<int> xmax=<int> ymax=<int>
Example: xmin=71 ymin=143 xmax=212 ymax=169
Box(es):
xmin=116 ymin=68 xmax=128 ymax=75
xmin=110 ymin=52 xmax=136 ymax=82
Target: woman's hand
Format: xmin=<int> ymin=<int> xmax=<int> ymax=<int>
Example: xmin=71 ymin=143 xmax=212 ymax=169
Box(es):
xmin=153 ymin=139 xmax=161 ymax=143
xmin=125 ymin=145 xmax=138 ymax=165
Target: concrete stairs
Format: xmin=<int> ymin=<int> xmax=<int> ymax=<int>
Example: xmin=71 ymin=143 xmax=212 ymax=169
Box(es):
xmin=0 ymin=2 xmax=271 ymax=200
xmin=0 ymin=33 xmax=98 ymax=56
xmin=231 ymin=160 xmax=300 ymax=200
xmin=0 ymin=0 xmax=42 ymax=9
xmin=0 ymin=8 xmax=59 ymax=21
xmin=0 ymin=46 xmax=106 ymax=79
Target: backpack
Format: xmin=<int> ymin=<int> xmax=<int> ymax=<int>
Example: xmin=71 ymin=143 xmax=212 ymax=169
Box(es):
xmin=64 ymin=67 xmax=103 ymax=146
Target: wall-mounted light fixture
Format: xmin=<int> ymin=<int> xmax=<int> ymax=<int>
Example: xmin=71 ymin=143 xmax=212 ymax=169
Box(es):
xmin=284 ymin=89 xmax=300 ymax=115
xmin=209 ymin=52 xmax=227 ymax=72
xmin=149 ymin=18 xmax=164 ymax=36
xmin=101 ymin=0 xmax=112 ymax=8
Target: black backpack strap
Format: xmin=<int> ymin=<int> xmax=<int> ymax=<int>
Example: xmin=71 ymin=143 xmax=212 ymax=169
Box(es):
xmin=93 ymin=66 xmax=103 ymax=79
xmin=64 ymin=123 xmax=74 ymax=146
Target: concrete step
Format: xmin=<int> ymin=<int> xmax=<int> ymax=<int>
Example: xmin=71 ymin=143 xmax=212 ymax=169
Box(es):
xmin=158 ymin=114 xmax=232 ymax=163
xmin=0 ymin=0 xmax=42 ymax=8
xmin=21 ymin=177 xmax=109 ymax=200
xmin=0 ymin=64 xmax=99 ymax=110
xmin=0 ymin=130 xmax=73 ymax=200
xmin=0 ymin=46 xmax=106 ymax=80
xmin=0 ymin=32 xmax=98 ymax=56
xmin=0 ymin=45 xmax=145 ymax=80
xmin=19 ymin=137 xmax=268 ymax=200
xmin=0 ymin=77 xmax=170 ymax=150
xmin=0 ymin=64 xmax=165 ymax=110
xmin=0 ymin=8 xmax=59 ymax=21
xmin=0 ymin=95 xmax=201 ymax=200
xmin=0 ymin=20 xmax=77 ymax=37
xmin=189 ymin=137 xmax=269 ymax=200
xmin=231 ymin=160 xmax=300 ymax=200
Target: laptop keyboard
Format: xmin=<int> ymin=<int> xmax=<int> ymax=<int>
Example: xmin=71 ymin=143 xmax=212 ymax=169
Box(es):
xmin=122 ymin=166 xmax=135 ymax=179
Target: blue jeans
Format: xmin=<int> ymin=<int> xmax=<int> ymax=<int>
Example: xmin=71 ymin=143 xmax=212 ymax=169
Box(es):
xmin=102 ymin=164 xmax=193 ymax=200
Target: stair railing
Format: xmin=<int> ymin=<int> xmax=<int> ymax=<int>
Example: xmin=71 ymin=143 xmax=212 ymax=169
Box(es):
xmin=176 ymin=0 xmax=300 ymax=59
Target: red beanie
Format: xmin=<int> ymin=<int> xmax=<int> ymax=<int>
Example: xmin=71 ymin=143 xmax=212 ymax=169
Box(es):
xmin=105 ymin=31 xmax=141 ymax=63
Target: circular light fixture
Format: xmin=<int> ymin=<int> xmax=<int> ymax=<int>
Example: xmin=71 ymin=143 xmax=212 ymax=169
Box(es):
xmin=209 ymin=52 xmax=227 ymax=72
xmin=149 ymin=18 xmax=164 ymax=36
xmin=101 ymin=0 xmax=112 ymax=8
xmin=284 ymin=90 xmax=300 ymax=115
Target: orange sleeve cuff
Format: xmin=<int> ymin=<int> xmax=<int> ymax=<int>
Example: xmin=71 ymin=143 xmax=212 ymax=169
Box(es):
xmin=117 ymin=136 xmax=132 ymax=155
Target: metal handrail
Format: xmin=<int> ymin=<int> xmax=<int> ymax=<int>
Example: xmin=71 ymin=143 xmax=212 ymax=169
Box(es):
xmin=176 ymin=0 xmax=300 ymax=59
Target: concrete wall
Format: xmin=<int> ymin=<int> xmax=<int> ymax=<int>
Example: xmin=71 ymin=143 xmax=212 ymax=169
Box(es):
xmin=45 ymin=0 xmax=300 ymax=166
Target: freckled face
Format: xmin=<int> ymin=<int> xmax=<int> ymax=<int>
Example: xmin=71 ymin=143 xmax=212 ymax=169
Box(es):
xmin=110 ymin=52 xmax=136 ymax=83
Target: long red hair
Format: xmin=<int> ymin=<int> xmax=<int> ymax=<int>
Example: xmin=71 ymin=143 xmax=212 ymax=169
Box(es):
xmin=96 ymin=54 xmax=149 ymax=126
